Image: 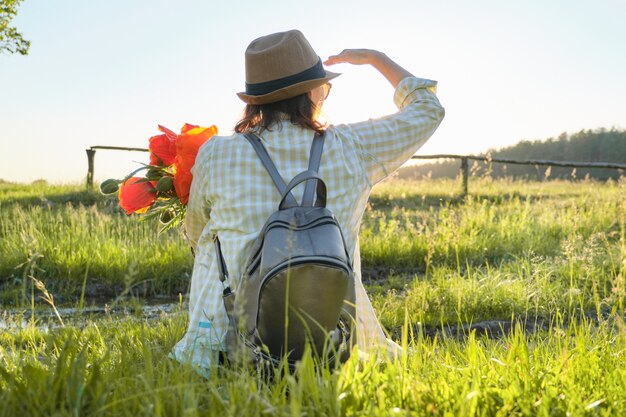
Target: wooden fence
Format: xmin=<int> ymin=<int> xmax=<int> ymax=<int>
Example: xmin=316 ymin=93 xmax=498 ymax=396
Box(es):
xmin=85 ymin=146 xmax=148 ymax=190
xmin=85 ymin=146 xmax=626 ymax=195
xmin=410 ymin=154 xmax=626 ymax=195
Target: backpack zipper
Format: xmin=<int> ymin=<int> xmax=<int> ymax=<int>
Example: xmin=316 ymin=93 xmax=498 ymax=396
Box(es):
xmin=244 ymin=219 xmax=342 ymax=277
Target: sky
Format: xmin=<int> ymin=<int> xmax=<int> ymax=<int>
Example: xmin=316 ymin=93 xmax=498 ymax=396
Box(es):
xmin=1 ymin=0 xmax=625 ymax=183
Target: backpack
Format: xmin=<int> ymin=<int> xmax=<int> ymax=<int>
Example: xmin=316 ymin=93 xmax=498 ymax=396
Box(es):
xmin=213 ymin=131 xmax=356 ymax=368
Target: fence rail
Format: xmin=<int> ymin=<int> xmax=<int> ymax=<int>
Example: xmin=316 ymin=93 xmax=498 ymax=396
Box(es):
xmin=410 ymin=154 xmax=626 ymax=169
xmin=85 ymin=146 xmax=149 ymax=190
xmin=410 ymin=155 xmax=626 ymax=195
xmin=85 ymin=146 xmax=626 ymax=195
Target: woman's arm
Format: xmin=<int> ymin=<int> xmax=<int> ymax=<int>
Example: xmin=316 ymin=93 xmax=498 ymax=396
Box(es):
xmin=324 ymin=49 xmax=444 ymax=185
xmin=185 ymin=141 xmax=214 ymax=252
xmin=324 ymin=49 xmax=414 ymax=88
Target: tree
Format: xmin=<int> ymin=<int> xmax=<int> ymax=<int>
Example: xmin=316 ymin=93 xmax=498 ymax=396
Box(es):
xmin=1 ymin=0 xmax=30 ymax=55
xmin=397 ymin=128 xmax=626 ymax=181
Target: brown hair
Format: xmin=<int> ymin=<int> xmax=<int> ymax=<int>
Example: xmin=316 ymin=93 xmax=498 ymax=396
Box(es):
xmin=234 ymin=93 xmax=325 ymax=134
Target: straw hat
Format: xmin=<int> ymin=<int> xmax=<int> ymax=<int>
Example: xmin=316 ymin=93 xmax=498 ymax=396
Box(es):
xmin=237 ymin=30 xmax=340 ymax=105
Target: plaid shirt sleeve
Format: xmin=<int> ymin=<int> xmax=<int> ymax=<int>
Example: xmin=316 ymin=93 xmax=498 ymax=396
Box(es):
xmin=333 ymin=76 xmax=445 ymax=185
xmin=185 ymin=139 xmax=215 ymax=251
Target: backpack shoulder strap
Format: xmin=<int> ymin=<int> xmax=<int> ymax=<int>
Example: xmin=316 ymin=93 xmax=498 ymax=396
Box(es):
xmin=243 ymin=133 xmax=297 ymax=207
xmin=302 ymin=131 xmax=326 ymax=207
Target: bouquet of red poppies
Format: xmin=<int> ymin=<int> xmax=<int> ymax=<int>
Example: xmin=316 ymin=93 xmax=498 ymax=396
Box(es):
xmin=100 ymin=123 xmax=218 ymax=231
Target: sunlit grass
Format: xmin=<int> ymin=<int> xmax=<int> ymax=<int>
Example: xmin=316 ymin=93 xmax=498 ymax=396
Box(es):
xmin=2 ymin=178 xmax=623 ymax=306
xmin=1 ymin=177 xmax=626 ymax=415
xmin=1 ymin=313 xmax=625 ymax=416
xmin=0 ymin=183 xmax=191 ymax=303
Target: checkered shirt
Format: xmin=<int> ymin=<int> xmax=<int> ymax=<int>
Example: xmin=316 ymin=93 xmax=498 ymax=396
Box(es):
xmin=171 ymin=76 xmax=445 ymax=369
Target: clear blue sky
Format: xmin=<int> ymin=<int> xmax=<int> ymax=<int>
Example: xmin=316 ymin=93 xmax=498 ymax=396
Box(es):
xmin=1 ymin=0 xmax=625 ymax=183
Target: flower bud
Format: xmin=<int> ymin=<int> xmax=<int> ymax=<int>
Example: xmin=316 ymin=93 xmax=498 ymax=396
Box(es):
xmin=99 ymin=179 xmax=120 ymax=195
xmin=155 ymin=176 xmax=174 ymax=192
xmin=146 ymin=168 xmax=163 ymax=181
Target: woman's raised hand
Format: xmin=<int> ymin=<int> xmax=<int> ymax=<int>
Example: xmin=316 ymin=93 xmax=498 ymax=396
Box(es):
xmin=324 ymin=49 xmax=381 ymax=66
xmin=324 ymin=49 xmax=414 ymax=88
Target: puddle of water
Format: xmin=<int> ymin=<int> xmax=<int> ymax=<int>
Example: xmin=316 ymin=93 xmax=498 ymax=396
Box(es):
xmin=0 ymin=301 xmax=187 ymax=332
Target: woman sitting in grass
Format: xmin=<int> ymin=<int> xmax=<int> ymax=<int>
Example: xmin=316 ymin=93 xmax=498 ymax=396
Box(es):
xmin=171 ymin=29 xmax=445 ymax=372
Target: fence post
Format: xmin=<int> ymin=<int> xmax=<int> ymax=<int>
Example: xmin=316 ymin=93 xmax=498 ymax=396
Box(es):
xmin=86 ymin=148 xmax=96 ymax=190
xmin=460 ymin=157 xmax=469 ymax=196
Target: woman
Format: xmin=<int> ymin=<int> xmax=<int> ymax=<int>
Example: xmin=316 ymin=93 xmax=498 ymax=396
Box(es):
xmin=171 ymin=30 xmax=444 ymax=371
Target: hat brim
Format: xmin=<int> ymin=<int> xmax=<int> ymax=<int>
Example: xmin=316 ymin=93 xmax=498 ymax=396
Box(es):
xmin=237 ymin=70 xmax=340 ymax=105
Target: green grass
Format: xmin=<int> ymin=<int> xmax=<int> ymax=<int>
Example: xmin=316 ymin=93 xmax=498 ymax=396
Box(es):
xmin=2 ymin=178 xmax=623 ymax=325
xmin=1 ymin=177 xmax=626 ymax=415
xmin=0 ymin=182 xmax=192 ymax=302
xmin=1 ymin=311 xmax=625 ymax=416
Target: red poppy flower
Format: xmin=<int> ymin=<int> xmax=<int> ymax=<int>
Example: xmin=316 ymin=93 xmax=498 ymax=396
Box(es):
xmin=158 ymin=125 xmax=178 ymax=140
xmin=174 ymin=125 xmax=218 ymax=205
xmin=180 ymin=123 xmax=199 ymax=134
xmin=118 ymin=177 xmax=157 ymax=214
xmin=148 ymin=134 xmax=177 ymax=166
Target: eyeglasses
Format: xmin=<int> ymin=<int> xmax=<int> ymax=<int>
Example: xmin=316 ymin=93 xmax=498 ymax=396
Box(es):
xmin=322 ymin=83 xmax=332 ymax=100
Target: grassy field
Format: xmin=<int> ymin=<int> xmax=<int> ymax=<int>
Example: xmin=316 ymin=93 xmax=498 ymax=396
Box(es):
xmin=1 ymin=177 xmax=625 ymax=416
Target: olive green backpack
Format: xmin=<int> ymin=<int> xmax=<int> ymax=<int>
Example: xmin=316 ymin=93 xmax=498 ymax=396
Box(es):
xmin=214 ymin=132 xmax=356 ymax=367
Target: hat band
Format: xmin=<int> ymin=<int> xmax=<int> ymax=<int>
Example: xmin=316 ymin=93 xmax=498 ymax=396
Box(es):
xmin=245 ymin=58 xmax=326 ymax=96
